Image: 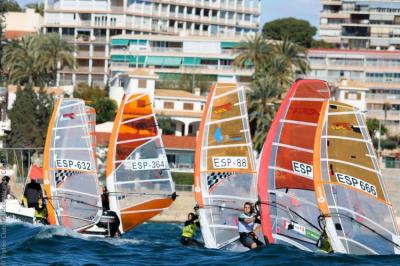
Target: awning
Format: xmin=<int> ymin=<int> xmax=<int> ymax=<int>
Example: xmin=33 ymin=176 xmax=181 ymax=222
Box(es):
xmin=146 ymin=56 xmax=164 ymax=66
xmin=111 ymin=39 xmax=129 ymax=46
xmin=183 ymin=57 xmax=201 ymax=65
xmin=221 ymin=42 xmax=238 ymax=49
xmin=163 ymin=57 xmax=182 ymax=66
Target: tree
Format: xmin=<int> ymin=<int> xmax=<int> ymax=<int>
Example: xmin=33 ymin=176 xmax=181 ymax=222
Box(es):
xmin=367 ymin=118 xmax=387 ymax=138
xmin=263 ymin=18 xmax=317 ymax=48
xmin=5 ymin=86 xmax=47 ymax=148
xmin=39 ymin=33 xmax=75 ymax=86
xmin=234 ymin=35 xmax=310 ymax=152
xmin=157 ymin=115 xmax=175 ymax=135
xmin=26 ymin=2 xmax=44 ymax=16
xmin=2 ymin=0 xmax=22 ymax=12
xmin=1 ymin=33 xmax=75 ymax=87
xmin=311 ymin=39 xmax=336 ymax=49
xmin=233 ymin=33 xmax=271 ymax=72
xmin=73 ymin=83 xmax=117 ymax=124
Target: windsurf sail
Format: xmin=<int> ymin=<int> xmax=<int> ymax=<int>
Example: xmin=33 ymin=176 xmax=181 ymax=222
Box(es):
xmin=314 ymin=101 xmax=400 ymax=255
xmin=43 ymin=97 xmax=102 ymax=231
xmin=258 ymin=79 xmax=331 ymax=252
xmin=85 ymin=106 xmax=97 ymax=164
xmin=106 ymin=92 xmax=175 ymax=234
xmin=194 ymin=82 xmax=259 ymax=250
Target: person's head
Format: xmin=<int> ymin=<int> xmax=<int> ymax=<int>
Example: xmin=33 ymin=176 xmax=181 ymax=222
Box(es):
xmin=38 ymin=197 xmax=43 ymax=206
xmin=103 ymin=186 xmax=108 ymax=193
xmin=2 ymin=176 xmax=10 ymax=184
xmin=244 ymin=202 xmax=253 ymax=215
xmin=188 ymin=212 xmax=195 ymax=220
xmin=30 ymin=178 xmax=37 ymax=183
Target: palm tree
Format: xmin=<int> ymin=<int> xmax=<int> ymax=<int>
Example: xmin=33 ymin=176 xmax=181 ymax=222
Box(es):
xmin=234 ymin=35 xmax=310 ymax=152
xmin=38 ymin=33 xmax=75 ymax=86
xmin=2 ymin=35 xmax=45 ymax=86
xmin=247 ymin=70 xmax=284 ymax=152
xmin=233 ymin=33 xmax=272 ymax=72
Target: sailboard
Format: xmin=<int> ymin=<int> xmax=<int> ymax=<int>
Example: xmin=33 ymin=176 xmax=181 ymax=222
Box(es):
xmin=43 ymin=97 xmax=102 ymax=231
xmin=314 ymin=101 xmax=400 ymax=255
xmin=106 ymin=91 xmax=176 ymax=234
xmin=258 ymin=79 xmax=331 ymax=252
xmin=194 ymin=82 xmax=261 ymax=250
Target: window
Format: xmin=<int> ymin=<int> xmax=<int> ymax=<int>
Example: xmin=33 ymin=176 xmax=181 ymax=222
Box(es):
xmin=183 ymin=103 xmax=193 ymax=110
xmin=138 ymin=79 xmax=147 ymax=88
xmin=164 ymin=102 xmax=174 ymax=109
xmin=345 ymin=92 xmax=361 ymax=100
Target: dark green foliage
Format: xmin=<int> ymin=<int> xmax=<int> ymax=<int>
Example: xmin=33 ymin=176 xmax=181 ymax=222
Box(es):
xmin=367 ymin=118 xmax=387 ymax=138
xmin=172 ymin=172 xmax=194 ymax=185
xmin=373 ymin=138 xmax=397 ymax=150
xmin=6 ymin=86 xmax=53 ymax=149
xmin=156 ymin=115 xmax=175 ymax=135
xmin=311 ymin=39 xmax=336 ymax=49
xmin=1 ymin=0 xmax=22 ymax=12
xmin=73 ymin=83 xmax=117 ymax=124
xmin=1 ymin=33 xmax=75 ymax=87
xmin=25 ymin=2 xmax=44 ymax=16
xmin=234 ymin=34 xmax=309 ymax=152
xmin=263 ymin=17 xmax=317 ymax=48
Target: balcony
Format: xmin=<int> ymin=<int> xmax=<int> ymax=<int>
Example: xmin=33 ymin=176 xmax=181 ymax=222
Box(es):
xmin=366 ymin=94 xmax=400 ymax=100
xmin=367 ymin=110 xmax=400 ymax=120
xmin=91 ymin=66 xmax=106 ymax=73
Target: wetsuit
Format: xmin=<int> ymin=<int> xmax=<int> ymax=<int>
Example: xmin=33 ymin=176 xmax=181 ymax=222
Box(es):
xmin=238 ymin=213 xmax=264 ymax=249
xmin=23 ymin=181 xmax=43 ymax=208
xmin=0 ymin=182 xmax=11 ymax=202
xmin=101 ymin=191 xmax=110 ymax=211
xmin=34 ymin=205 xmax=48 ymax=224
xmin=181 ymin=216 xmax=202 ymax=247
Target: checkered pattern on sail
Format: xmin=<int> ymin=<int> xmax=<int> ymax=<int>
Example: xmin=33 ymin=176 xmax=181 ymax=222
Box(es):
xmin=207 ymin=172 xmax=236 ymax=191
xmin=55 ymin=170 xmax=80 ymax=186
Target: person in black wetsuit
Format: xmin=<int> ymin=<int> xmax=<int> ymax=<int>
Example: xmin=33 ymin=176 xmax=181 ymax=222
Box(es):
xmin=23 ymin=178 xmax=43 ymax=208
xmin=101 ymin=186 xmax=110 ymax=211
xmin=0 ymin=176 xmax=12 ymax=202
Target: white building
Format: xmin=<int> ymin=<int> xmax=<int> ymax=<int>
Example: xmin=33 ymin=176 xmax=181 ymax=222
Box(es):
xmin=320 ymin=0 xmax=400 ymax=50
xmin=308 ymin=48 xmax=400 ymax=134
xmin=109 ymin=34 xmax=253 ymax=86
xmin=44 ymin=0 xmax=261 ymax=86
xmin=4 ymin=9 xmax=43 ymax=40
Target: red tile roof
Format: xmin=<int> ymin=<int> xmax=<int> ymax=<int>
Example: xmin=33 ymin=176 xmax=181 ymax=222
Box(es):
xmin=162 ymin=135 xmax=196 ymax=150
xmin=4 ymin=30 xmax=35 ymax=40
xmin=95 ymin=132 xmax=197 ymax=151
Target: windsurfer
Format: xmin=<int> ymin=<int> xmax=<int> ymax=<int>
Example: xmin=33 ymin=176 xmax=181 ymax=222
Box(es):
xmin=238 ymin=202 xmax=264 ymax=249
xmin=34 ymin=197 xmax=48 ymax=224
xmin=101 ymin=186 xmax=110 ymax=211
xmin=0 ymin=176 xmax=13 ymax=202
xmin=23 ymin=178 xmax=43 ymax=208
xmin=181 ymin=208 xmax=202 ymax=247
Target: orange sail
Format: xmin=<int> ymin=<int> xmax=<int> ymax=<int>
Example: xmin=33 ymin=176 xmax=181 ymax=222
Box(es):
xmin=106 ymin=92 xmax=175 ymax=234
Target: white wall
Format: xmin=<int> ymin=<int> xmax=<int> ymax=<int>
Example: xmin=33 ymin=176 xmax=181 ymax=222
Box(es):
xmin=183 ymin=41 xmax=220 ymax=54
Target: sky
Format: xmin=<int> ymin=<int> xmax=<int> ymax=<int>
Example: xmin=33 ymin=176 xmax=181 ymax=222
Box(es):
xmin=16 ymin=0 xmax=321 ymax=28
xmin=261 ymin=0 xmax=321 ymax=27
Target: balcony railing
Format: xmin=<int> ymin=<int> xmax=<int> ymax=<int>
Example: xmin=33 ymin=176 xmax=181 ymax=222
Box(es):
xmin=366 ymin=94 xmax=400 ymax=100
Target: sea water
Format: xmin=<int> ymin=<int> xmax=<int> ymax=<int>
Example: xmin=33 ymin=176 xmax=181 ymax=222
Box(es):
xmin=3 ymin=221 xmax=400 ymax=266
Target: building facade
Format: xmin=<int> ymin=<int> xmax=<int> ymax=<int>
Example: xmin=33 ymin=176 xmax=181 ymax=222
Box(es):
xmin=4 ymin=9 xmax=43 ymax=40
xmin=44 ymin=0 xmax=261 ymax=86
xmin=308 ymin=48 xmax=400 ymax=134
xmin=320 ymin=0 xmax=400 ymax=50
xmin=109 ymin=34 xmax=253 ymax=86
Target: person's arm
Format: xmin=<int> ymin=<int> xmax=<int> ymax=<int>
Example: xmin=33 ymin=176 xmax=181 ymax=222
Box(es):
xmin=184 ymin=220 xmax=193 ymax=226
xmin=238 ymin=215 xmax=256 ymax=224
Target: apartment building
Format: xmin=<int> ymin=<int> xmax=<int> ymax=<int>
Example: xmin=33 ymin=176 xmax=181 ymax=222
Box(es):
xmin=43 ymin=0 xmax=261 ymax=86
xmin=109 ymin=34 xmax=253 ymax=86
xmin=320 ymin=0 xmax=400 ymax=49
xmin=308 ymin=48 xmax=400 ymax=134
